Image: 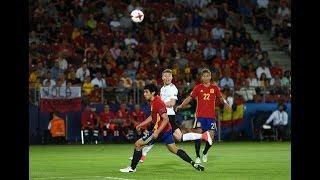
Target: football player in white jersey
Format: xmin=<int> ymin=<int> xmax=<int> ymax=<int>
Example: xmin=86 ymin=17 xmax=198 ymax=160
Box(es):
xmin=138 ymin=69 xmax=212 ymax=163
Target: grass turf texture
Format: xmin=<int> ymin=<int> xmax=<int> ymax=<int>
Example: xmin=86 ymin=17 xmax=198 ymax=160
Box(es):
xmin=30 ymin=142 xmax=290 ymax=180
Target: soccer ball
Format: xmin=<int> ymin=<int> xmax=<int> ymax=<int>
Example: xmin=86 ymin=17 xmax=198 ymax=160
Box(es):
xmin=131 ymin=9 xmax=144 ymax=23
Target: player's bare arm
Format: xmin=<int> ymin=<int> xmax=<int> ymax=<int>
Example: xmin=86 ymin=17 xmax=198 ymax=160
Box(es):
xmin=176 ymin=96 xmax=193 ymax=111
xmin=153 ymin=113 xmax=169 ymax=139
xmin=218 ymin=96 xmax=232 ymax=111
xmin=136 ymin=115 xmax=152 ymax=131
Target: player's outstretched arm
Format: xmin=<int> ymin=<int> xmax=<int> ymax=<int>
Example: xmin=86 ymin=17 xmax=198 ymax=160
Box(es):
xmin=136 ymin=115 xmax=152 ymax=130
xmin=218 ymin=96 xmax=232 ymax=111
xmin=176 ymin=96 xmax=193 ymax=111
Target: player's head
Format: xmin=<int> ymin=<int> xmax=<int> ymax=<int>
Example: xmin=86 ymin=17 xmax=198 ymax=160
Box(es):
xmin=162 ymin=69 xmax=173 ymax=85
xmin=201 ymin=68 xmax=212 ymax=83
xmin=143 ymin=83 xmax=158 ymax=100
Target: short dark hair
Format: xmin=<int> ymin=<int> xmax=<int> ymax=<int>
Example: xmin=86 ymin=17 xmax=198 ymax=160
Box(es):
xmin=144 ymin=83 xmax=158 ymax=95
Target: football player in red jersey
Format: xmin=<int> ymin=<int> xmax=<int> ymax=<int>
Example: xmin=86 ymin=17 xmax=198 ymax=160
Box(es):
xmin=176 ymin=68 xmax=232 ymax=163
xmin=120 ymin=84 xmax=204 ymax=173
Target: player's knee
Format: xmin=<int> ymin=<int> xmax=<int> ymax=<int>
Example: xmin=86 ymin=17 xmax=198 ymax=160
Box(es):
xmin=174 ymin=133 xmax=182 ymax=142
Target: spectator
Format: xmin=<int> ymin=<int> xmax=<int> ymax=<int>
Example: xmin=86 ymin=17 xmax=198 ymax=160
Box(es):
xmin=74 ymin=13 xmax=86 ymax=29
xmin=91 ymin=72 xmax=107 ymax=89
xmin=125 ymin=63 xmax=137 ymax=81
xmin=264 ymin=103 xmax=289 ymax=141
xmin=281 ymin=70 xmax=291 ymax=87
xmin=82 ymin=76 xmax=94 ymax=96
xmin=120 ymin=72 xmax=133 ymax=88
xmin=76 ymin=63 xmax=91 ymax=83
xmin=102 ymin=63 xmax=115 ymax=78
xmin=203 ymin=3 xmax=219 ymax=21
xmin=127 ymin=0 xmax=143 ymax=13
xmin=56 ymin=52 xmax=68 ymax=71
xmin=87 ymin=14 xmax=97 ymax=32
xmin=169 ymin=43 xmax=183 ymax=60
xmin=81 ymin=105 xmax=98 ymax=144
xmin=185 ymin=36 xmax=198 ymax=53
xmin=50 ymin=60 xmax=64 ymax=81
xmin=84 ymin=43 xmax=98 ymax=61
xmin=42 ymin=72 xmax=56 ymax=87
xmin=236 ymin=80 xmax=256 ymax=102
xmin=246 ymin=72 xmax=259 ymax=88
xmin=119 ymin=12 xmax=133 ymax=30
xmin=99 ymin=104 xmax=116 ymax=142
xmin=203 ymin=42 xmax=216 ymax=62
xmin=166 ymin=12 xmax=181 ymax=33
xmin=36 ymin=62 xmax=48 ymax=81
xmin=109 ymin=14 xmax=121 ymax=31
xmin=256 ymin=61 xmax=272 ymax=79
xmin=219 ymin=71 xmax=235 ymax=90
xmin=116 ymin=50 xmax=129 ymax=67
xmin=56 ymin=74 xmax=67 ymax=87
xmin=239 ymin=52 xmax=251 ymax=70
xmin=109 ymin=42 xmax=121 ymax=60
xmin=102 ymin=1 xmax=114 ymax=17
xmin=116 ymin=103 xmax=130 ymax=127
xmin=192 ymin=10 xmax=203 ymax=35
xmin=258 ymin=73 xmax=270 ymax=94
xmin=270 ymin=61 xmax=283 ymax=77
xmin=257 ymin=0 xmax=269 ymax=9
xmin=211 ymin=23 xmax=225 ymax=42
xmin=124 ymin=33 xmax=139 ymax=48
xmin=130 ymin=104 xmax=146 ymax=130
xmin=88 ymin=85 xmax=103 ymax=103
xmin=276 ymin=1 xmax=290 ymax=21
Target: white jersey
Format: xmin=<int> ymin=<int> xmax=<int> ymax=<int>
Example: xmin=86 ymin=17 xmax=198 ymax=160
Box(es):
xmin=160 ymin=83 xmax=178 ymax=115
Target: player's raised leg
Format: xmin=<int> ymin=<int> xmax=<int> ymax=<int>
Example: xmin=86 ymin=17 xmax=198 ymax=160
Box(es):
xmin=173 ymin=128 xmax=212 ymax=145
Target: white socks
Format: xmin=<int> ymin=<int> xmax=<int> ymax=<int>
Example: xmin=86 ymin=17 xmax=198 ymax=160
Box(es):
xmin=182 ymin=133 xmax=202 ymax=141
xmin=142 ymin=144 xmax=154 ymax=156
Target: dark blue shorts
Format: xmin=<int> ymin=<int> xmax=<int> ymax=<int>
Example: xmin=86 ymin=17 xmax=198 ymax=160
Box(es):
xmin=142 ymin=130 xmax=175 ymax=145
xmin=193 ymin=117 xmax=217 ymax=132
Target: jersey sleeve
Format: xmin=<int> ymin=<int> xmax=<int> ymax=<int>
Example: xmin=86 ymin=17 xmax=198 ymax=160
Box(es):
xmin=190 ymin=85 xmax=199 ymax=98
xmin=155 ymin=100 xmax=167 ymax=115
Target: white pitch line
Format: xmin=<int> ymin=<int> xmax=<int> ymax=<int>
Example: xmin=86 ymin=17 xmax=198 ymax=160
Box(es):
xmin=32 ymin=176 xmax=135 ymax=180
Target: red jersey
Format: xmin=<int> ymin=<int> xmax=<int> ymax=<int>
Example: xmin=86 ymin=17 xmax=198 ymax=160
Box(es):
xmin=190 ymin=83 xmax=222 ymax=118
xmin=131 ymin=110 xmax=146 ymax=123
xmin=150 ymin=96 xmax=172 ymax=132
xmin=81 ymin=111 xmax=97 ymax=129
xmin=99 ymin=111 xmax=115 ymax=124
xmin=131 ymin=110 xmax=147 ymax=129
xmin=116 ymin=108 xmax=130 ymax=126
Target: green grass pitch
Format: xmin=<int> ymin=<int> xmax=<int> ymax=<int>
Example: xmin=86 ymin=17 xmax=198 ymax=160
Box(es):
xmin=30 ymin=142 xmax=290 ymax=180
